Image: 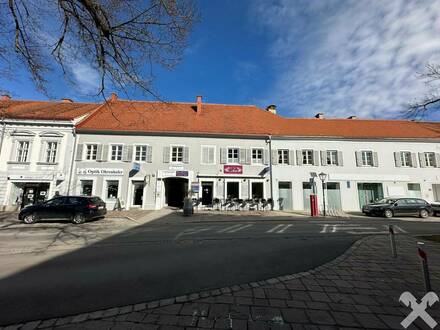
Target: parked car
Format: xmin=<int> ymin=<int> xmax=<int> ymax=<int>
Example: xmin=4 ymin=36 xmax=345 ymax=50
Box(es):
xmin=19 ymin=196 xmax=106 ymax=224
xmin=432 ymin=202 xmax=440 ymax=216
xmin=362 ymin=197 xmax=432 ymax=218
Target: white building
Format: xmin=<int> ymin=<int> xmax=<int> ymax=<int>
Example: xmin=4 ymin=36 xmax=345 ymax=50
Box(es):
xmin=0 ymin=97 xmax=98 ymax=210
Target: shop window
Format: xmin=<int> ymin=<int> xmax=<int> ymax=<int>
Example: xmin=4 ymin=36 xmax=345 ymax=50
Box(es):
xmin=16 ymin=141 xmax=30 ymax=163
xmin=85 ymin=144 xmax=98 ymax=160
xmin=106 ymin=180 xmax=119 ymax=199
xmin=45 ymin=142 xmax=58 ymax=163
xmin=81 ymin=180 xmax=93 ymax=196
xmin=252 ymin=149 xmax=263 ymax=164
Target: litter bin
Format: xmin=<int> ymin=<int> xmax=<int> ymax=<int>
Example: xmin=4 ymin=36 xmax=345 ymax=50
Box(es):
xmin=183 ymin=197 xmax=194 ymax=216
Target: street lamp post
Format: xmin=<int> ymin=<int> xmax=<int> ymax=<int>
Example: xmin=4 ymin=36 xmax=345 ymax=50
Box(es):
xmin=319 ymin=172 xmax=327 ymax=216
xmin=266 ymin=135 xmax=274 ymax=211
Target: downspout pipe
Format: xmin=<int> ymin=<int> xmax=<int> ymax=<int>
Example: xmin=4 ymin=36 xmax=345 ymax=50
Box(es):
xmin=267 ymin=135 xmax=274 ymax=210
xmin=67 ymin=126 xmax=77 ymax=195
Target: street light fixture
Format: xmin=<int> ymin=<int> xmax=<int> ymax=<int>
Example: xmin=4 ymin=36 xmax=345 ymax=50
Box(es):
xmin=319 ymin=172 xmax=327 ymax=216
xmin=265 ymin=135 xmax=274 ymax=210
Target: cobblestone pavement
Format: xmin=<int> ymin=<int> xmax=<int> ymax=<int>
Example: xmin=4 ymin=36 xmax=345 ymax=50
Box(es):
xmin=6 ymin=234 xmax=440 ymax=330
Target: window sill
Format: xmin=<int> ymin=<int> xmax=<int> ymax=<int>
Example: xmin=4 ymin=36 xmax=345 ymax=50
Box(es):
xmin=7 ymin=161 xmax=30 ymax=165
xmin=37 ymin=162 xmax=58 ymax=165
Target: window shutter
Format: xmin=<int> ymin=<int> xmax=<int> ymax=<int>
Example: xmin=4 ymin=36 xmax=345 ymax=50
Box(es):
xmin=313 ymin=150 xmax=319 ymax=166
xmin=394 ymin=152 xmax=402 ymax=167
xmin=263 ymin=150 xmax=269 ymax=165
xmin=163 ymin=146 xmax=170 ymax=163
xmin=96 ymin=144 xmax=103 ymax=161
xmin=337 ymin=151 xmax=343 ymax=166
xmin=435 ymin=153 xmax=440 ymax=168
xmin=75 ymin=143 xmax=84 ymax=161
xmin=201 ymin=147 xmax=208 ymax=164
xmin=296 ymin=150 xmax=302 ymax=165
xmin=183 ymin=147 xmax=189 ymax=163
xmin=410 ymin=153 xmax=418 ymax=168
xmin=101 ymin=145 xmax=109 ymax=162
xmin=122 ymin=145 xmax=132 ymax=162
xmin=208 ymin=147 xmax=214 ymax=164
xmin=146 ymin=146 xmax=153 ymax=163
xmin=372 ymin=152 xmax=379 ymax=167
xmin=39 ymin=142 xmax=47 ymax=162
xmin=246 ymin=149 xmax=252 ymax=165
xmin=26 ymin=141 xmax=33 ymax=162
xmin=419 ymin=153 xmax=426 ymax=168
xmin=355 ymin=151 xmax=362 ymax=167
xmin=239 ymin=148 xmax=247 ymax=164
xmin=220 ymin=148 xmax=227 ymax=164
xmin=271 ymin=150 xmax=278 ymax=165
xmin=54 ymin=142 xmax=60 ymax=163
xmin=289 ymin=150 xmax=295 ymax=165
xmin=320 ymin=150 xmax=327 ymax=166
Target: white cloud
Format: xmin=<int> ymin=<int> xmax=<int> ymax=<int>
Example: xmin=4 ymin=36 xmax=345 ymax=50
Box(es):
xmin=251 ymin=0 xmax=440 ymax=119
xmin=68 ymin=61 xmax=101 ymax=95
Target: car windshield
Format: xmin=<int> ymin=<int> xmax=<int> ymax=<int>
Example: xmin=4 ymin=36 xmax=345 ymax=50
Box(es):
xmin=377 ymin=198 xmax=396 ymax=204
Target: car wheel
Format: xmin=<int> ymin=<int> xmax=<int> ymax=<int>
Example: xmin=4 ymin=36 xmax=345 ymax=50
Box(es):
xmin=23 ymin=213 xmax=37 ymax=224
xmin=419 ymin=209 xmax=429 ymax=219
xmin=384 ymin=209 xmax=393 ymax=218
xmin=72 ymin=213 xmax=86 ymax=224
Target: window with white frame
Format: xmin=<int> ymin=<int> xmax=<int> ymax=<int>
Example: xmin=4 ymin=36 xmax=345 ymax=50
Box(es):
xmin=252 ymin=148 xmax=263 ymax=164
xmin=135 ymin=145 xmax=147 ymax=161
xmin=326 ymin=150 xmax=338 ymax=165
xmin=400 ymin=151 xmax=412 ymax=167
xmin=106 ymin=180 xmax=119 ymax=199
xmin=16 ymin=141 xmax=30 ymax=163
xmin=425 ymin=152 xmax=436 ymax=167
xmin=201 ymin=146 xmax=215 ymax=164
xmin=227 ymin=148 xmax=239 ymax=163
xmin=110 ymin=145 xmax=123 ymax=161
xmin=361 ymin=151 xmax=373 ymax=166
xmin=302 ymin=150 xmax=313 ymax=165
xmin=45 ymin=141 xmax=58 ymax=163
xmin=171 ymin=146 xmax=184 ymax=162
xmin=278 ymin=149 xmax=289 ymax=164
xmin=85 ymin=144 xmax=98 ymax=160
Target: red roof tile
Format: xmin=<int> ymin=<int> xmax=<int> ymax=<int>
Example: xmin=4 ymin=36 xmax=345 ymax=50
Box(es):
xmin=0 ymin=100 xmax=99 ymax=121
xmin=76 ymin=100 xmax=440 ymax=139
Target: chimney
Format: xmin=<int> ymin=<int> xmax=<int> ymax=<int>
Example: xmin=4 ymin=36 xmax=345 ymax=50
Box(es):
xmin=196 ymin=95 xmax=202 ymax=115
xmin=314 ymin=112 xmax=324 ymax=119
xmin=61 ymin=98 xmax=73 ymax=103
xmin=109 ymin=92 xmax=118 ymax=102
xmin=347 ymin=115 xmax=357 ymax=119
xmin=266 ymin=104 xmax=277 ymax=115
xmin=1 ymin=94 xmax=11 ymax=101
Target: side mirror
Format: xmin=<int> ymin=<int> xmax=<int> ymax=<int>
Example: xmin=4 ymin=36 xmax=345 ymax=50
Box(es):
xmin=393 ymin=203 xmax=398 ymax=207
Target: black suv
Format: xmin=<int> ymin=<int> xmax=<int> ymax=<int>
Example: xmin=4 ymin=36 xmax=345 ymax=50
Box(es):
xmin=362 ymin=197 xmax=432 ymax=218
xmin=19 ymin=196 xmax=107 ymax=224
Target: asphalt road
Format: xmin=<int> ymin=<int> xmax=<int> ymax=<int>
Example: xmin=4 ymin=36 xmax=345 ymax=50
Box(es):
xmin=1 ymin=212 xmax=440 ymax=325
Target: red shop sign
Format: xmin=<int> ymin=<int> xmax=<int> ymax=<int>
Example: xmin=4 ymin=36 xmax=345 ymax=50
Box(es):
xmin=224 ymin=165 xmax=243 ymax=174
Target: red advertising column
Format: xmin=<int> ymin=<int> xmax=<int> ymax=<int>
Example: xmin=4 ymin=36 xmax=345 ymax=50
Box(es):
xmin=310 ymin=195 xmax=318 ymax=217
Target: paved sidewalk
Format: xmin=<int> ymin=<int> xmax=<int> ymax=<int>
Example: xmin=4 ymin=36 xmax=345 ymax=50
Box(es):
xmin=6 ymin=234 xmax=440 ymax=330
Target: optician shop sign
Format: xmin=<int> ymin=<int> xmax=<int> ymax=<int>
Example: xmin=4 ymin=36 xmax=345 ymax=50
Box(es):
xmin=224 ymin=165 xmax=243 ymax=174
xmin=77 ymin=168 xmax=124 ymax=176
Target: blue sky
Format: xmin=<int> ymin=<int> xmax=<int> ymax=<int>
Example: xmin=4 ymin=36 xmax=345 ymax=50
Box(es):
xmin=2 ymin=0 xmax=440 ymax=120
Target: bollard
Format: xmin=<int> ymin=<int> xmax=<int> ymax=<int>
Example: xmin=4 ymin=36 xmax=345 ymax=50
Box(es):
xmin=389 ymin=225 xmax=397 ymax=258
xmin=417 ymin=242 xmax=432 ymax=293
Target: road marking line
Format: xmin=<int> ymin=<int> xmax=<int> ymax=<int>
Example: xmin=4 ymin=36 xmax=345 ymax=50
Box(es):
xmin=175 ymin=227 xmax=213 ymax=239
xmin=267 ymin=224 xmax=283 ymax=233
xmin=332 ymin=225 xmax=337 ymax=233
xmin=320 ymin=224 xmax=329 ymax=233
xmin=227 ymin=224 xmax=253 ymax=233
xmin=394 ymin=225 xmax=408 ymax=233
xmin=276 ymin=224 xmax=293 ymax=233
xmin=384 ymin=224 xmax=407 ymax=233
xmin=217 ymin=224 xmax=243 ymax=233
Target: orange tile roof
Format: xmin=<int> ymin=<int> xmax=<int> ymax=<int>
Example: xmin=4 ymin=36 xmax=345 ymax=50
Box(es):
xmin=76 ymin=99 xmax=440 ymax=139
xmin=0 ymin=100 xmax=100 ymax=121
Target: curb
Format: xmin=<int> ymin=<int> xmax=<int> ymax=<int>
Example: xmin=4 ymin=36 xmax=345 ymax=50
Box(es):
xmin=0 ymin=236 xmax=370 ymax=329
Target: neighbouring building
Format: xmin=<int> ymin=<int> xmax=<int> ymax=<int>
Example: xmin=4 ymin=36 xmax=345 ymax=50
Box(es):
xmin=1 ymin=94 xmax=440 ymax=213
xmin=0 ymin=97 xmax=99 ymax=210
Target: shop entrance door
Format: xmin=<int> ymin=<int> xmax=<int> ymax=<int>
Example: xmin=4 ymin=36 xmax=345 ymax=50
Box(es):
xmin=132 ymin=182 xmax=144 ymax=207
xmin=201 ymin=182 xmax=213 ymax=205
xmin=21 ymin=183 xmax=50 ymax=208
xmin=164 ymin=177 xmax=188 ymax=208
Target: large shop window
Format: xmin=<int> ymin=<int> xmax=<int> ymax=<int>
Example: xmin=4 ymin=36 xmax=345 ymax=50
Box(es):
xmin=226 ymin=182 xmax=239 ymax=199
xmin=16 ymin=141 xmax=30 ymax=163
xmin=251 ymin=182 xmax=264 ymax=199
xmin=81 ymin=180 xmax=93 ymax=196
xmin=106 ymin=180 xmax=119 ymax=199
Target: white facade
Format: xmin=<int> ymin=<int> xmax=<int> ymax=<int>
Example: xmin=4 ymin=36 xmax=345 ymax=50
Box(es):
xmin=0 ymin=118 xmax=78 ymax=211
xmin=72 ymin=132 xmax=440 ymax=212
